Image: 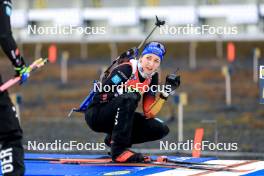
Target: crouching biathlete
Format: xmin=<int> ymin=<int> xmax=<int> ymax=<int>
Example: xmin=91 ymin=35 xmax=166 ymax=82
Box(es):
xmin=85 ymin=42 xmax=180 ymax=163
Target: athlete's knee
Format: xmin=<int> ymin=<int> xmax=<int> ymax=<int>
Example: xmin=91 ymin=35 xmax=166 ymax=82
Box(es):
xmin=162 ymin=125 xmax=170 ymax=137
xmin=155 ymin=123 xmax=169 ymax=139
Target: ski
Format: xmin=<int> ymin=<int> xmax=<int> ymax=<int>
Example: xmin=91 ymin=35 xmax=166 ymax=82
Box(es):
xmin=24 ymin=157 xmax=253 ymax=173
xmin=53 ymin=160 xmax=252 ymax=172
xmin=0 ymin=58 xmax=48 ymax=92
xmin=25 ymin=156 xmax=214 ymax=165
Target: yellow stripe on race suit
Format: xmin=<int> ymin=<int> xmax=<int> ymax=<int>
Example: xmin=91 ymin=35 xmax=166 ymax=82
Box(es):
xmin=145 ymin=97 xmax=165 ymax=119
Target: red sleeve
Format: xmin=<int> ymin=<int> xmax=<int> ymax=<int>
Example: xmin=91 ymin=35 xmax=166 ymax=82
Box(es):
xmin=143 ymin=94 xmax=156 ymax=117
xmin=143 ymin=72 xmax=158 ymax=118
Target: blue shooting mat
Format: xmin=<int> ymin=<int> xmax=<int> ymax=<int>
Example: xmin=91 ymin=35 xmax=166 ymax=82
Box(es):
xmin=1 ymin=153 xmax=263 ymax=176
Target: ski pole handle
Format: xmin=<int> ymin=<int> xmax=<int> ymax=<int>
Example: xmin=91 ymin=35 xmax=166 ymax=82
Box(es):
xmin=137 ymin=15 xmax=165 ymax=50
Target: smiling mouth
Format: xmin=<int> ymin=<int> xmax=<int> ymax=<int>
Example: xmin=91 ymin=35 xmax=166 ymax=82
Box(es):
xmin=146 ymin=67 xmax=153 ymax=71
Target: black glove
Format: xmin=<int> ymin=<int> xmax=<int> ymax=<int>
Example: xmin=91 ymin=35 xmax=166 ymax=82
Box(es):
xmin=13 ymin=56 xmax=30 ymax=84
xmin=120 ymin=47 xmax=139 ymax=60
xmin=161 ymin=74 xmax=180 ymax=99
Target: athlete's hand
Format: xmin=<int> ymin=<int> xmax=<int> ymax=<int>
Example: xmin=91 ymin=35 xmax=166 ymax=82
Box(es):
xmin=120 ymin=47 xmax=139 ymax=60
xmin=126 ymin=47 xmax=139 ymax=59
xmin=14 ymin=64 xmax=31 ymax=84
xmin=161 ymin=73 xmax=180 ymax=99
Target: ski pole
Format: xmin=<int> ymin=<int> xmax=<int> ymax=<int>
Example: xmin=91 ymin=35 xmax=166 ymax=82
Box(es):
xmin=137 ymin=15 xmax=165 ymax=50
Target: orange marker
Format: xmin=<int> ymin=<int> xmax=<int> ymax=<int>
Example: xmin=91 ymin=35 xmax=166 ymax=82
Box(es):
xmin=48 ymin=44 xmax=57 ymax=63
xmin=192 ymin=128 xmax=204 ymax=158
xmin=227 ymin=42 xmax=235 ymax=63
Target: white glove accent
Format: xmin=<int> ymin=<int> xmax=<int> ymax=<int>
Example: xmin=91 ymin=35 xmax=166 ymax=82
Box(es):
xmin=117 ymin=87 xmax=124 ymax=95
xmin=160 ymin=90 xmax=169 ymax=98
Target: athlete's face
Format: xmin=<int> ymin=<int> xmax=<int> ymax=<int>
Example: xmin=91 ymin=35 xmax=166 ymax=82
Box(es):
xmin=140 ymin=54 xmax=161 ymax=75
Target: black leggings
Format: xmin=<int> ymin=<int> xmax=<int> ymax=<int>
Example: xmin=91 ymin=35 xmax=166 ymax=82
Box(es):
xmin=0 ymin=76 xmax=24 ymax=176
xmin=85 ymin=93 xmax=169 ymax=149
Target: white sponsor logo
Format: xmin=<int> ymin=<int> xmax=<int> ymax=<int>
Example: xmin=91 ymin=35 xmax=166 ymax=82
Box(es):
xmin=104 ymin=171 xmax=131 ymax=175
xmin=114 ymin=108 xmax=120 ymax=126
xmin=0 ymin=148 xmax=14 ymax=174
xmin=12 ymin=106 xmax=18 ymax=118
